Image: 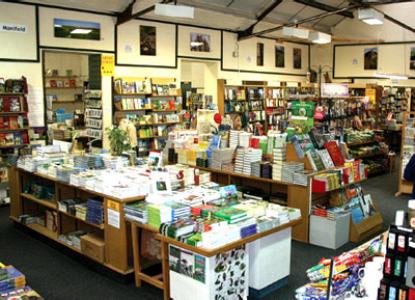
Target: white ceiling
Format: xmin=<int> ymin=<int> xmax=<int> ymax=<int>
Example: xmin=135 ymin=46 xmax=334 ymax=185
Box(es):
xmin=23 ymin=0 xmax=414 ymax=41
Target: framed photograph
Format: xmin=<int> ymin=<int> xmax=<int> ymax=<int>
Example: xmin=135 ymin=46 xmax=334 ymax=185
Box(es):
xmin=190 ymin=33 xmax=211 ymax=52
xmin=364 ymin=47 xmax=378 ymax=70
xmin=140 ymin=25 xmax=156 ymax=56
xmin=410 ymin=47 xmax=415 ymax=70
xmin=275 ymin=45 xmax=285 ymax=68
xmin=293 ymin=48 xmax=302 ymax=69
xmin=257 ymin=43 xmax=264 ymax=66
xmin=54 ymin=18 xmax=100 ymax=40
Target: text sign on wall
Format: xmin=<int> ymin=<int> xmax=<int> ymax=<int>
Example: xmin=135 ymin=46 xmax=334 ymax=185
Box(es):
xmin=101 ymin=54 xmax=115 ymax=77
xmin=0 ymin=23 xmax=27 ymax=33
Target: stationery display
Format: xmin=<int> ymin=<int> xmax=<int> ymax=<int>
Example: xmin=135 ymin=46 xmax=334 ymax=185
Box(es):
xmin=295 ymin=233 xmax=385 ymax=300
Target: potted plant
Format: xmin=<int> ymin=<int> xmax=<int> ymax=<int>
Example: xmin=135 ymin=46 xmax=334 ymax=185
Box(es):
xmin=105 ymin=127 xmax=131 ymax=156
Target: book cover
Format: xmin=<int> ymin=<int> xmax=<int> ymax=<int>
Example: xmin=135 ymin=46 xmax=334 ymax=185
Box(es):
xmin=324 ymin=141 xmax=345 ymax=167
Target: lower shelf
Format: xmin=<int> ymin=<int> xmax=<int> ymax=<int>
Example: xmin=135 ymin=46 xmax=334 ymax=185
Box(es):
xmin=10 ymin=216 xmax=133 ymax=275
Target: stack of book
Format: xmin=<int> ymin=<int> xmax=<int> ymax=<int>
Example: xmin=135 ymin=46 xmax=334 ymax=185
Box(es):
xmin=147 ymin=204 xmax=173 ymax=228
xmin=0 ymin=266 xmax=26 ymax=293
xmin=73 ymin=154 xmax=104 ymax=170
xmin=272 ymin=161 xmax=304 ymax=182
xmin=75 ymin=203 xmax=87 ymax=220
xmin=86 ymin=199 xmax=104 ymax=225
xmin=229 ymin=130 xmax=241 ymax=149
xmin=237 ymin=218 xmax=258 ymax=238
xmin=210 ymin=148 xmax=234 ymax=170
xmin=243 ymin=148 xmax=262 ymax=175
xmin=234 ymin=148 xmax=245 ymax=173
xmin=159 ymin=218 xmax=196 ymax=239
xmin=169 ymin=202 xmax=191 ymax=221
xmin=124 ymin=201 xmax=148 ymax=223
xmin=214 ymin=207 xmax=248 ymax=224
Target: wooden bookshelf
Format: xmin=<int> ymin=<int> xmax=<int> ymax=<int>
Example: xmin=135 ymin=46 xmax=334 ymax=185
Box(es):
xmin=9 ymin=167 xmax=145 ymax=275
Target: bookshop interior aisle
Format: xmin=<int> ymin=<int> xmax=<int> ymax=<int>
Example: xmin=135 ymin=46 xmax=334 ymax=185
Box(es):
xmin=2 ymin=1 xmax=415 ymax=300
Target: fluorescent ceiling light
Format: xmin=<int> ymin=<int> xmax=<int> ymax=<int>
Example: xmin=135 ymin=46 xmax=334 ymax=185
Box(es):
xmin=282 ymin=27 xmax=309 ymax=39
xmin=358 ymin=8 xmax=384 ymax=25
xmin=309 ymin=31 xmax=331 ymax=44
xmin=374 ymin=73 xmax=408 ymax=80
xmin=155 ymin=3 xmax=194 ymax=19
xmin=70 ymin=29 xmax=92 ymax=34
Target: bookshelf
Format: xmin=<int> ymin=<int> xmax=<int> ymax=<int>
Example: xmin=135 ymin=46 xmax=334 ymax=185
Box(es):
xmin=112 ymin=77 xmax=182 ymax=156
xmin=10 ymin=167 xmax=145 ymax=275
xmin=84 ymin=90 xmax=103 ymax=140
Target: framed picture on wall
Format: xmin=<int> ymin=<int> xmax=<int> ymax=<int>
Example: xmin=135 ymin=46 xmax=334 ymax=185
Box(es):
xmin=190 ymin=33 xmax=211 ymax=52
xmin=364 ymin=47 xmax=378 ymax=70
xmin=140 ymin=25 xmax=156 ymax=56
xmin=257 ymin=43 xmax=264 ymax=66
xmin=293 ymin=48 xmax=302 ymax=69
xmin=410 ymin=47 xmax=415 ymax=70
xmin=275 ymin=45 xmax=285 ymax=68
xmin=54 ymin=18 xmax=100 ymax=40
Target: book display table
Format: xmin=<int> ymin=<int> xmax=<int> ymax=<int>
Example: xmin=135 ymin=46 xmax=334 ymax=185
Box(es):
xmin=9 ymin=167 xmax=145 ymax=275
xmin=130 ymin=218 xmax=301 ymax=300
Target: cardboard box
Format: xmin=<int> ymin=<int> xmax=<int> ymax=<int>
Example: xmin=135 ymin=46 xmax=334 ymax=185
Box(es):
xmin=81 ymin=233 xmax=105 ymax=263
xmin=310 ymin=213 xmax=350 ymax=249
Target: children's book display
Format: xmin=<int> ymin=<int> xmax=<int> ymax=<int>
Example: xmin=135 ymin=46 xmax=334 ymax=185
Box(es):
xmin=0 ymin=262 xmax=42 ymax=299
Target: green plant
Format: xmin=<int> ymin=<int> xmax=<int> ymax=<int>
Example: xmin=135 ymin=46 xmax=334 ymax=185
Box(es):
xmin=106 ymin=127 xmax=131 ymax=156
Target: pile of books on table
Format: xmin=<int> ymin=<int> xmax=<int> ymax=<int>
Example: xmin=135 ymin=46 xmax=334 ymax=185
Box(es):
xmin=124 ymin=202 xmax=148 ymax=224
xmin=0 ymin=262 xmax=42 ymax=299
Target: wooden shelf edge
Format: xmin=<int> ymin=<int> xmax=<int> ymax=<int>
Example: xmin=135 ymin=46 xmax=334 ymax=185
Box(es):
xmin=10 ymin=216 xmax=134 ymax=275
xmin=21 ymin=193 xmax=56 ymax=209
xmin=58 ymin=210 xmax=104 ymax=230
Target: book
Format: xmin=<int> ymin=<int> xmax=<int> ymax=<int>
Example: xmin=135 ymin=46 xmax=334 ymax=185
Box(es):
xmin=317 ymin=149 xmax=335 ymax=169
xmin=306 ymin=150 xmax=325 ymax=171
xmin=324 ymin=141 xmax=345 ymax=167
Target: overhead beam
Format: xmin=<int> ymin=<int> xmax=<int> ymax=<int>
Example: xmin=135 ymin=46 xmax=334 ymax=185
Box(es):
xmin=238 ymin=4 xmax=360 ymax=41
xmin=116 ymin=0 xmax=136 ymax=26
xmin=116 ymin=0 xmax=173 ymax=26
xmin=293 ymin=0 xmax=354 ymax=18
xmin=238 ymin=0 xmax=284 ymax=39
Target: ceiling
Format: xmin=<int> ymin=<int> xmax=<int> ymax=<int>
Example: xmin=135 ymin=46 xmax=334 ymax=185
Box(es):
xmin=23 ymin=0 xmax=413 ymax=40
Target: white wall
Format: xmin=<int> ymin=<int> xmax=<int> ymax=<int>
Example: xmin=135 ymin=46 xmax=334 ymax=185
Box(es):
xmin=0 ymin=2 xmax=37 ymax=60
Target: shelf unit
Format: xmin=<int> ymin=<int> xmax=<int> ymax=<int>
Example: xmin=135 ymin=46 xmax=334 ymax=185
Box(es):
xmin=9 ymin=167 xmax=145 ymax=275
xmin=112 ymin=77 xmax=182 ymax=156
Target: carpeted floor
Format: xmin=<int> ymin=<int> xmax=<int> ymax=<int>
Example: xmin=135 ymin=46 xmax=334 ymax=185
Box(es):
xmin=0 ymin=168 xmax=410 ymax=300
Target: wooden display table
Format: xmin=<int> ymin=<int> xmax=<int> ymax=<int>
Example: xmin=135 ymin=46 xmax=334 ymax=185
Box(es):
xmin=130 ymin=218 xmax=301 ymax=300
xmin=9 ymin=167 xmax=145 ymax=275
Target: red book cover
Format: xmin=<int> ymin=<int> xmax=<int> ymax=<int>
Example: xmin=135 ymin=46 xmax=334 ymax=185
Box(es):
xmin=3 ymin=97 xmax=10 ymax=112
xmin=324 ymin=141 xmax=345 ymax=167
xmin=353 ymin=160 xmax=361 ymax=182
xmin=50 ymin=80 xmax=57 ymax=88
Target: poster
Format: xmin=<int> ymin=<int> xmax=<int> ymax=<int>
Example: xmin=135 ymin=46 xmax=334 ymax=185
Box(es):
xmin=27 ymin=86 xmax=44 ymax=127
xmin=410 ymin=47 xmax=415 ymax=70
xmin=190 ymin=33 xmax=211 ymax=52
xmin=293 ymin=48 xmax=302 ymax=69
xmin=275 ymin=45 xmax=285 ymax=68
xmin=54 ymin=18 xmax=100 ymax=40
xmin=101 ymin=54 xmax=114 ymax=77
xmin=169 ymin=246 xmax=206 ymax=283
xmin=140 ymin=25 xmax=156 ymax=56
xmin=364 ymin=47 xmax=378 ymax=70
xmin=257 ymin=43 xmax=264 ymax=66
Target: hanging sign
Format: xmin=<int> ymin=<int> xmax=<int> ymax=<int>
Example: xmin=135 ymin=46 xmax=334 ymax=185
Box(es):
xmin=101 ymin=54 xmax=115 ymax=77
xmin=0 ymin=23 xmax=27 ymax=33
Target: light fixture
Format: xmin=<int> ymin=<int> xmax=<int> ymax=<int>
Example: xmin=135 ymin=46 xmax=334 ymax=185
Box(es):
xmin=309 ymin=31 xmax=331 ymax=44
xmin=358 ymin=8 xmax=384 ymax=25
xmin=70 ymin=29 xmax=92 ymax=34
xmin=374 ymin=73 xmax=408 ymax=80
xmin=190 ymin=42 xmax=204 ymax=47
xmin=282 ymin=27 xmax=309 ymax=39
xmin=155 ymin=3 xmax=194 ymax=19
